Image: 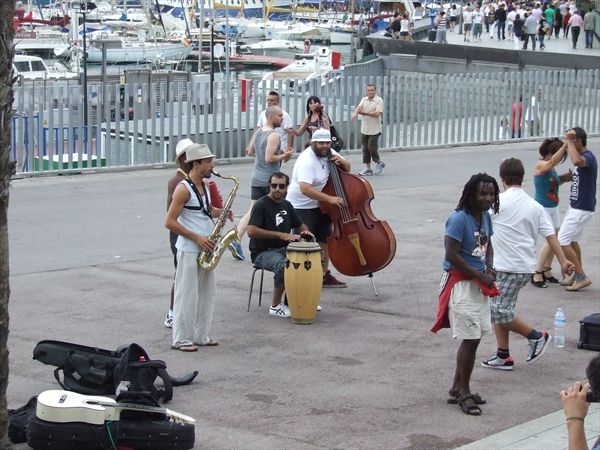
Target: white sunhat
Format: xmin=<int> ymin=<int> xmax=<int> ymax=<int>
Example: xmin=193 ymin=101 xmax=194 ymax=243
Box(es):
xmin=311 ymin=128 xmax=332 ymax=143
xmin=174 ymin=138 xmax=195 ymax=167
xmin=184 ymin=144 xmax=215 ymax=163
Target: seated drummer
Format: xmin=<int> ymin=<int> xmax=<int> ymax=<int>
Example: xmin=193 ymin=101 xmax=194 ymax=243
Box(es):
xmin=247 ymin=172 xmax=314 ymax=318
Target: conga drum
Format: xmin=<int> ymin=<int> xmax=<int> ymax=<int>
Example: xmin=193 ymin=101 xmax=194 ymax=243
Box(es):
xmin=284 ymin=241 xmax=323 ymax=324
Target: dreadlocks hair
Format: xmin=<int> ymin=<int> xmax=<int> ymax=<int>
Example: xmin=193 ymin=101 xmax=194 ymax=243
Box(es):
xmin=455 ymin=173 xmax=500 ymax=215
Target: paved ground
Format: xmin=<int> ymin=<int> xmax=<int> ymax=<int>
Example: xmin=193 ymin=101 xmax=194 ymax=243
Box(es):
xmin=423 ymin=21 xmax=599 ymax=56
xmin=6 ymin=138 xmax=600 ymax=449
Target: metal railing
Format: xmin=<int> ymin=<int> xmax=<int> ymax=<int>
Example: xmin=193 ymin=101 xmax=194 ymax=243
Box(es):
xmin=11 ymin=67 xmax=600 ymax=175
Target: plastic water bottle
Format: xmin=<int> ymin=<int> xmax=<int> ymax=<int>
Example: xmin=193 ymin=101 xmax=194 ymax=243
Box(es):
xmin=554 ymin=307 xmax=566 ymax=348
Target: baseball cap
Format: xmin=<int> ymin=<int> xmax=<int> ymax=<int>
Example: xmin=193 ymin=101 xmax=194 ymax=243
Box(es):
xmin=311 ymin=128 xmax=332 ymax=143
xmin=184 ymin=144 xmax=215 ymax=163
xmin=174 ymin=138 xmax=195 ymax=167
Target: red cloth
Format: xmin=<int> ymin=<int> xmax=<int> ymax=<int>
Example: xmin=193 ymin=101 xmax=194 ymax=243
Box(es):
xmin=207 ymin=181 xmax=223 ymax=208
xmin=431 ymin=269 xmax=500 ymax=333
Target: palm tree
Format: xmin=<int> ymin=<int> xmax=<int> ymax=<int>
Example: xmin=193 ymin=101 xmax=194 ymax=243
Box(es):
xmin=0 ymin=0 xmax=17 ymax=448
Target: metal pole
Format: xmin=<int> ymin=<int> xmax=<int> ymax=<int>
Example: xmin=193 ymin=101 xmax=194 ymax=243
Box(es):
xmin=458 ymin=0 xmax=463 ymax=35
xmin=210 ymin=11 xmax=214 ymax=113
xmin=82 ymin=2 xmax=88 ymax=140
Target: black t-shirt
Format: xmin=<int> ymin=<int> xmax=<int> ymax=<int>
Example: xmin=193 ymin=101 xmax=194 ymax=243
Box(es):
xmin=248 ymin=196 xmax=303 ymax=261
xmin=390 ymin=18 xmax=401 ymax=33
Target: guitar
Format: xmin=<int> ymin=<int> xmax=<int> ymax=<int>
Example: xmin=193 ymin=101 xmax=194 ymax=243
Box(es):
xmin=36 ymin=390 xmax=196 ymax=426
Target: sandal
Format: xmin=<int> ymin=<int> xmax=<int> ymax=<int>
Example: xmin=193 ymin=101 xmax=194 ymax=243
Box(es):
xmin=530 ymin=272 xmax=547 ymax=288
xmin=171 ymin=344 xmax=198 ymax=352
xmin=543 ymin=267 xmax=559 ymax=284
xmin=458 ymin=394 xmax=482 ymax=416
xmin=447 ymin=392 xmax=486 ymax=405
xmin=197 ymin=339 xmax=218 ymax=347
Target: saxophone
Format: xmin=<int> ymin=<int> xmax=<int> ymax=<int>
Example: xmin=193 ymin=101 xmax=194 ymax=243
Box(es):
xmin=197 ymin=170 xmax=240 ymax=271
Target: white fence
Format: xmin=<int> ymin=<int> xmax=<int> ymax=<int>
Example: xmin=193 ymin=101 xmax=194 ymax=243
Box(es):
xmin=11 ymin=68 xmax=600 ymax=175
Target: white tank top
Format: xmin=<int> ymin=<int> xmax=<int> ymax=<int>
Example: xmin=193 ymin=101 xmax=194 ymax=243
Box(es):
xmin=176 ymin=180 xmax=214 ymax=253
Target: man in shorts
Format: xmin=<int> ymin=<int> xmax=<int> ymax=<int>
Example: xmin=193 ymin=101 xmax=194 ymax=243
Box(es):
xmin=432 ymin=173 xmax=500 ymax=416
xmin=558 ymin=127 xmax=597 ymax=291
xmin=481 ymin=158 xmax=574 ymax=371
xmin=286 ymin=128 xmax=350 ymax=288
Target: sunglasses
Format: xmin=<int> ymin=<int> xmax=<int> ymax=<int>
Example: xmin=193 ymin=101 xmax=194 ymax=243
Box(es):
xmin=270 ymin=183 xmax=287 ymax=190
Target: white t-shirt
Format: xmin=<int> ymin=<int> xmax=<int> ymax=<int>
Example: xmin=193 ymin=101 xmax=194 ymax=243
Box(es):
xmin=507 ymin=10 xmax=516 ymax=23
xmin=464 ymin=11 xmax=474 ymax=24
xmin=491 ymin=187 xmax=555 ymax=273
xmin=257 ymin=109 xmax=293 ymax=149
xmin=473 ymin=11 xmax=484 ymax=24
xmin=287 ymin=147 xmax=341 ymax=209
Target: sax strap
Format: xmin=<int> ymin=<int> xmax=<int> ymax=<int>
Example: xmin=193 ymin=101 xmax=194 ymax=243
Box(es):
xmin=184 ymin=179 xmax=212 ymax=219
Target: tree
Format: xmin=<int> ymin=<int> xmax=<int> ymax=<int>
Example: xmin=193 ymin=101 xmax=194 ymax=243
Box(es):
xmin=0 ymin=1 xmax=16 ymax=448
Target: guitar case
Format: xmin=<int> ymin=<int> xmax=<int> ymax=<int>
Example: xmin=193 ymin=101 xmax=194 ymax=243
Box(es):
xmin=27 ymin=415 xmax=195 ymax=449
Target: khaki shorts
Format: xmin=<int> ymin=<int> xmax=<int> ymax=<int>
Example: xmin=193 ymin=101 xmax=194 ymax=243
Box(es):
xmin=448 ymin=280 xmax=492 ymax=340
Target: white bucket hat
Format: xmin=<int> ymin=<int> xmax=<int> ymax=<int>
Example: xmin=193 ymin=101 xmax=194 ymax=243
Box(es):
xmin=311 ymin=128 xmax=332 ymax=143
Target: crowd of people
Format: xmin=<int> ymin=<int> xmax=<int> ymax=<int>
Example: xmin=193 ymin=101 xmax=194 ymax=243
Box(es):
xmin=160 ymin=83 xmax=597 ymax=444
xmin=433 ymin=127 xmax=596 ymax=416
xmin=162 ymin=82 xmax=388 ymax=348
xmin=429 ymin=0 xmax=596 ymax=50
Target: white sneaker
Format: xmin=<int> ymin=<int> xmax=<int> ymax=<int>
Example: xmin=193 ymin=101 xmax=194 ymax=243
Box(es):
xmin=359 ymin=168 xmax=373 ymax=176
xmin=269 ymin=304 xmax=291 ymax=318
xmin=375 ymin=162 xmax=385 ymax=174
xmin=164 ymin=310 xmax=173 ymax=328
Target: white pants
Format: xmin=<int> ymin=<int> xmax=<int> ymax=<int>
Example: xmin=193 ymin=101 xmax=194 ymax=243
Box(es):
xmin=173 ymin=250 xmax=217 ymax=347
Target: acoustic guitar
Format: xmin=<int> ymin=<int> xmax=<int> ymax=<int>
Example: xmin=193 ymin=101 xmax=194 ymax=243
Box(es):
xmin=36 ymin=390 xmax=196 ymax=426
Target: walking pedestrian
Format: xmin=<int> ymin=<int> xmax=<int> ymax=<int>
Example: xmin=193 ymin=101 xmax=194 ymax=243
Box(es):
xmin=523 ymin=12 xmax=538 ymax=50
xmin=583 ymin=9 xmax=596 ymax=48
xmin=495 ymin=3 xmax=507 ymax=39
xmin=568 ymin=10 xmax=583 ymax=48
xmin=481 ymin=158 xmax=573 ymax=371
xmin=513 ymin=13 xmax=524 ymax=49
xmin=352 ymin=84 xmax=385 ymax=176
xmin=435 ymin=10 xmax=448 ymax=43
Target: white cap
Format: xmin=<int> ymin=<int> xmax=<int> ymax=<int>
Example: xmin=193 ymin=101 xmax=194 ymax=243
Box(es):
xmin=311 ymin=128 xmax=332 ymax=143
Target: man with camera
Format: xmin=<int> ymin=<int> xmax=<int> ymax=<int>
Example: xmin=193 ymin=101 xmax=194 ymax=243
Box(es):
xmin=561 ymin=354 xmax=600 ymax=450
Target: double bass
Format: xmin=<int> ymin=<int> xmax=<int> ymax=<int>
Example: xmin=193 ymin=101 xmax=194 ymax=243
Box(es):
xmin=319 ymin=157 xmax=396 ymax=277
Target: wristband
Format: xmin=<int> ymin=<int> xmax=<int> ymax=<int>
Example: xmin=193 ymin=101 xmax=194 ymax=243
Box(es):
xmin=566 ymin=417 xmax=585 ymax=422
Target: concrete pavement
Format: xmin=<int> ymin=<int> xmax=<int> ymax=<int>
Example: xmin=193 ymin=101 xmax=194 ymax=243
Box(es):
xmin=7 ymin=139 xmax=600 ymax=449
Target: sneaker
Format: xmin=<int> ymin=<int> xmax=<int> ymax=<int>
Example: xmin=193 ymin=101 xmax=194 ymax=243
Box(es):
xmin=375 ymin=161 xmax=386 ymax=174
xmin=323 ymin=270 xmax=347 ymax=288
xmin=526 ymin=331 xmax=551 ymax=364
xmin=269 ymin=304 xmax=291 ymax=318
xmin=481 ymin=355 xmax=515 ymax=370
xmin=164 ymin=310 xmax=173 ymax=328
xmin=358 ymin=168 xmax=373 ymax=176
xmin=566 ymin=278 xmax=592 ymax=291
xmin=229 ymin=240 xmax=245 ymax=261
xmin=317 ymin=305 xmax=322 ymax=312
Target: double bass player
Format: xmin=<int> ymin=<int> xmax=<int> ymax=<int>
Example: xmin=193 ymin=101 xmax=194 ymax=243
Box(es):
xmin=287 ymin=128 xmax=350 ymax=288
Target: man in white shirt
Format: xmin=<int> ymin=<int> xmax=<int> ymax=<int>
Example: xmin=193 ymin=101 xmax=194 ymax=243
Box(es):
xmin=472 ymin=5 xmax=485 ymax=40
xmin=463 ymin=7 xmax=474 ymax=41
xmin=481 ymin=158 xmax=573 ymax=370
xmin=251 ymin=91 xmax=294 ymax=153
xmin=351 ymin=84 xmax=385 ymax=176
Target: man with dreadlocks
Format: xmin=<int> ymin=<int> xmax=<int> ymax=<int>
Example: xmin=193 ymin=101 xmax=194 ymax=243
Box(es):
xmin=481 ymin=158 xmax=574 ymax=371
xmin=432 ymin=173 xmax=500 ymax=416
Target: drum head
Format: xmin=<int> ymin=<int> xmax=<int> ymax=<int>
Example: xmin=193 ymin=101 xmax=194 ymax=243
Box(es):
xmin=286 ymin=241 xmax=321 ymax=252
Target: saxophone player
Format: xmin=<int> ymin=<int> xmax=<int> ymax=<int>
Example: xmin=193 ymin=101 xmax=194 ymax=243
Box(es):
xmin=165 ymin=144 xmax=229 ymax=352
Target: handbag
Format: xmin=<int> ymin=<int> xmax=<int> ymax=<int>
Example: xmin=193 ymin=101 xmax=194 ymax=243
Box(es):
xmin=329 ymin=125 xmax=344 ymax=152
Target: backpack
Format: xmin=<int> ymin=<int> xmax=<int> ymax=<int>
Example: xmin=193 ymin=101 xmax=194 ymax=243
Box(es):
xmin=8 ymin=396 xmax=37 ymax=444
xmin=32 ymin=340 xmax=198 ymax=403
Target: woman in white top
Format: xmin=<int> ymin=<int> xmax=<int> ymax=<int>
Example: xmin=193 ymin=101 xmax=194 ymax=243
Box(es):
xmin=400 ymin=13 xmax=411 ymax=41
